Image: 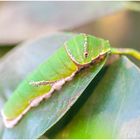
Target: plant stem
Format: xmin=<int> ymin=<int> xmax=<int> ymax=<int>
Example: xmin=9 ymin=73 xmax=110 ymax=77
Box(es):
xmin=111 ymin=48 xmax=140 ymax=60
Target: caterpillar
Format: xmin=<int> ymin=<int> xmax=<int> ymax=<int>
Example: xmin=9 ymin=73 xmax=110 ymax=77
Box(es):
xmin=1 ymin=34 xmax=140 ymax=128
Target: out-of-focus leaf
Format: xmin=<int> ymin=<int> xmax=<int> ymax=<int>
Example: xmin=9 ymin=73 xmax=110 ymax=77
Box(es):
xmin=0 ymin=32 xmax=107 ymax=139
xmin=0 ymin=1 xmax=125 ymax=44
xmin=53 ymin=57 xmax=140 ymax=139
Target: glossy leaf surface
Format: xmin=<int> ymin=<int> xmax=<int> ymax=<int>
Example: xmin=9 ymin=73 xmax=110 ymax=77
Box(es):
xmin=0 ymin=33 xmax=107 ymax=138
xmin=53 ymin=57 xmax=140 ymax=139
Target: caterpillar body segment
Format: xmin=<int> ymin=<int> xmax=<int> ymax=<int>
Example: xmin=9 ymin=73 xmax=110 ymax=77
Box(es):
xmin=65 ymin=34 xmax=110 ymax=65
xmin=2 ymin=46 xmax=79 ymax=128
xmin=2 ymin=34 xmax=140 ymax=128
xmin=2 ymin=34 xmax=110 ymax=128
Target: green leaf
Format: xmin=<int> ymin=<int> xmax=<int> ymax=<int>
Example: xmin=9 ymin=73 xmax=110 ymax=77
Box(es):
xmin=52 ymin=56 xmax=140 ymax=139
xmin=0 ymin=32 xmax=107 ymax=139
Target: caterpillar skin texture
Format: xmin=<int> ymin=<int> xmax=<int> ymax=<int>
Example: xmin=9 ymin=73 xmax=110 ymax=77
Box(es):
xmin=1 ymin=34 xmax=111 ymax=128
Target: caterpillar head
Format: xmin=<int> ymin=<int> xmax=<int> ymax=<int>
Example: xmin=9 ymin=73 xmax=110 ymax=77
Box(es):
xmin=65 ymin=34 xmax=111 ymax=66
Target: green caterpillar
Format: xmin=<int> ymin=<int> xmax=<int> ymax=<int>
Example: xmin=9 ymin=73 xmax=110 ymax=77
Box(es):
xmin=1 ymin=34 xmax=140 ymax=128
